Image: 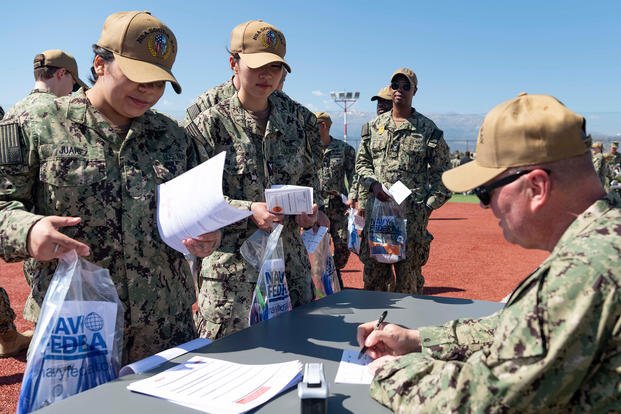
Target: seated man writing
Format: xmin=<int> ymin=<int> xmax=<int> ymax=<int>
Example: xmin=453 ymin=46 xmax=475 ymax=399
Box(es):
xmin=357 ymin=93 xmax=621 ymax=413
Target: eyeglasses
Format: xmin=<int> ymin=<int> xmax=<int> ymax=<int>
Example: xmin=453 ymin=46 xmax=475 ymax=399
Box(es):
xmin=390 ymin=81 xmax=411 ymax=91
xmin=473 ymin=169 xmax=551 ymax=206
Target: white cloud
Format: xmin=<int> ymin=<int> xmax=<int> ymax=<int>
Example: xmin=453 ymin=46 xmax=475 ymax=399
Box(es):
xmin=312 ymin=90 xmax=323 ymax=96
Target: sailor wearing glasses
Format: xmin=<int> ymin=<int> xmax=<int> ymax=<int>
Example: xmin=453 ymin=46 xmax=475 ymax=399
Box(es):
xmin=355 ymin=67 xmax=451 ymax=294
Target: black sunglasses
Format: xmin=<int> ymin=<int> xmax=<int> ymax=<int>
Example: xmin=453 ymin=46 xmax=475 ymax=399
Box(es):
xmin=474 ymin=169 xmax=551 ymax=206
xmin=390 ymin=81 xmax=411 ymax=91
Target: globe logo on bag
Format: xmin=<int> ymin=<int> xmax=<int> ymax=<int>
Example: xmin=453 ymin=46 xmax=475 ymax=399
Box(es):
xmin=48 ymin=312 xmax=108 ymax=358
xmin=84 ymin=312 xmax=104 ymax=331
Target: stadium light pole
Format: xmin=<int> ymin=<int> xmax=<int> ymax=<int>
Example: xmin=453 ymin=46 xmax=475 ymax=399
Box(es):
xmin=330 ymin=91 xmax=360 ymax=143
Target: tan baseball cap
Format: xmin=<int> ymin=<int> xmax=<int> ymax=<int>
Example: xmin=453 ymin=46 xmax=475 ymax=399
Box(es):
xmin=442 ymin=93 xmax=590 ymax=192
xmin=34 ymin=49 xmax=87 ymax=90
xmin=391 ymin=67 xmax=418 ymax=87
xmin=315 ymin=111 xmax=332 ymax=127
xmin=96 ymin=11 xmax=181 ymax=93
xmin=371 ymin=86 xmax=393 ymax=101
xmin=230 ymin=20 xmax=290 ymax=73
xmin=612 ymin=141 xmax=619 ymax=148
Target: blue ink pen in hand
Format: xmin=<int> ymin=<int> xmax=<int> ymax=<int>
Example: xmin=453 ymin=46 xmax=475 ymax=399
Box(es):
xmin=358 ymin=310 xmax=388 ymax=359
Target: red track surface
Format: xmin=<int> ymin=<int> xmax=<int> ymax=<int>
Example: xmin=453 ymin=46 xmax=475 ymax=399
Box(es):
xmin=0 ymin=202 xmax=548 ymax=412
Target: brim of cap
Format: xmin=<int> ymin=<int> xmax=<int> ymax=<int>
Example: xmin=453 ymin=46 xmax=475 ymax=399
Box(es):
xmin=239 ymin=52 xmax=291 ymax=73
xmin=114 ymin=54 xmax=182 ymax=94
xmin=441 ymin=161 xmax=508 ymax=193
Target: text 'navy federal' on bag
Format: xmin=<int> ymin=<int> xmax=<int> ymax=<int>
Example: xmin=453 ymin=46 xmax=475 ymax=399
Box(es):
xmin=17 ymin=250 xmax=124 ymax=414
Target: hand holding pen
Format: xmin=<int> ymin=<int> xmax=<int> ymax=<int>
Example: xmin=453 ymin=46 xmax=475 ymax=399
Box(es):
xmin=356 ymin=313 xmax=422 ymax=360
xmin=358 ymin=311 xmax=388 ymax=359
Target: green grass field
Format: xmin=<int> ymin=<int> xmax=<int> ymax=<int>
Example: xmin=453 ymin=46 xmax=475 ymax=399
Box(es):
xmin=448 ymin=193 xmax=479 ymax=204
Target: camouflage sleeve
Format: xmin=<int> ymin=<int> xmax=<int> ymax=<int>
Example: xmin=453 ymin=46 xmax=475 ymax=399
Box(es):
xmin=188 ymin=111 xmax=252 ymax=211
xmin=370 ymin=256 xmax=619 ymax=412
xmin=419 ymin=312 xmax=500 ymax=360
xmin=424 ymin=128 xmax=452 ymax=210
xmin=302 ymin=110 xmax=323 ymax=209
xmin=344 ymin=144 xmax=356 ymax=195
xmin=348 ymin=172 xmax=359 ymax=201
xmin=355 ymin=123 xmax=378 ymax=192
xmin=0 ymin=121 xmax=44 ymax=261
xmin=592 ymin=154 xmax=603 ymax=174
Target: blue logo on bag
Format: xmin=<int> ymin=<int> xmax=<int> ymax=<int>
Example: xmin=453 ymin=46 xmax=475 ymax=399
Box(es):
xmin=84 ymin=312 xmax=104 ymax=331
xmin=265 ymin=269 xmax=288 ymax=300
xmin=47 ymin=313 xmax=108 ymax=359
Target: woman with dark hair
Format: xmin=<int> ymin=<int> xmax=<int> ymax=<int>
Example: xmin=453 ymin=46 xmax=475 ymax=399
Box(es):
xmin=189 ymin=20 xmax=320 ymax=340
xmin=0 ymin=10 xmax=220 ymax=364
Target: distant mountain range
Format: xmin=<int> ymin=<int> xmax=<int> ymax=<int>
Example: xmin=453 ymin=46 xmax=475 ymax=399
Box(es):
xmin=325 ymin=110 xmax=621 ymax=152
xmin=168 ymin=108 xmax=620 ymax=152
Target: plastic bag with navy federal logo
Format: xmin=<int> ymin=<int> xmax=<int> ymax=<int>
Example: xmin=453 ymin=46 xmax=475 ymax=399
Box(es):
xmin=302 ymin=228 xmax=341 ymax=299
xmin=247 ymin=224 xmax=292 ymax=326
xmin=368 ymin=198 xmax=407 ymax=263
xmin=17 ymin=250 xmax=124 ymax=414
xmin=347 ymin=207 xmax=364 ymax=255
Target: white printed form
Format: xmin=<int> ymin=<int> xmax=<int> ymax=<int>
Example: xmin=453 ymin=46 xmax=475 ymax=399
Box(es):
xmin=156 ymin=151 xmax=252 ymax=255
xmin=127 ymin=356 xmax=302 ymax=414
xmin=388 ymin=181 xmax=412 ymax=205
xmin=334 ymin=349 xmax=374 ymax=384
xmin=265 ymin=185 xmax=313 ymax=215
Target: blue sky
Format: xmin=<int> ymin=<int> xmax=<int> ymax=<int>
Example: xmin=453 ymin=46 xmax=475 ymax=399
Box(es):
xmin=2 ymin=1 xmax=620 ymax=133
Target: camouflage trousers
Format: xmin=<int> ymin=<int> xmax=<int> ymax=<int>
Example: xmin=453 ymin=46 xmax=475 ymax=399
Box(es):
xmin=360 ymin=204 xmax=433 ymax=294
xmin=122 ymin=309 xmax=196 ymax=365
xmin=195 ymin=245 xmax=313 ymax=340
xmin=0 ymin=287 xmax=16 ymax=333
xmin=326 ymin=198 xmax=351 ymax=269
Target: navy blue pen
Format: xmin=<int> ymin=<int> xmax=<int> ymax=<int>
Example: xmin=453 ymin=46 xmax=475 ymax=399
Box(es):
xmin=358 ymin=310 xmax=388 ymax=359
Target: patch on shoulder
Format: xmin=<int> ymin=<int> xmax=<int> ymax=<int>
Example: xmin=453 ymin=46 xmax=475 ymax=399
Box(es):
xmin=187 ymin=104 xmax=201 ymax=121
xmin=0 ymin=123 xmax=23 ymax=165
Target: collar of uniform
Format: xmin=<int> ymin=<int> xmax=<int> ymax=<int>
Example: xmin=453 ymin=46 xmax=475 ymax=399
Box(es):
xmin=30 ymin=89 xmax=56 ymax=96
xmin=388 ymin=107 xmax=418 ymax=131
xmin=551 ymin=195 xmax=618 ymax=255
xmin=63 ymin=88 xmax=90 ymax=125
xmin=506 ymin=195 xmax=618 ymax=307
xmin=133 ymin=109 xmax=169 ymax=133
xmin=265 ymin=93 xmax=287 ymax=137
xmin=228 ymin=93 xmax=286 ymax=137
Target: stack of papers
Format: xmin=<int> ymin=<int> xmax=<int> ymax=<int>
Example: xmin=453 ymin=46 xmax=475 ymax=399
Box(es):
xmin=265 ymin=185 xmax=313 ymax=215
xmin=157 ymin=151 xmax=253 ymax=255
xmin=119 ymin=338 xmax=212 ymax=377
xmin=127 ymin=356 xmax=303 ymax=414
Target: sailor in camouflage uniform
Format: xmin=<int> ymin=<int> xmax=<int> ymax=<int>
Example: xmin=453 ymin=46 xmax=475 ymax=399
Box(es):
xmin=0 ymin=11 xmax=220 ymax=364
xmin=358 ymin=94 xmax=621 ymax=413
xmin=187 ymin=20 xmax=319 ymax=339
xmin=591 ymin=141 xmax=610 ymax=191
xmin=4 ymin=49 xmax=86 ymax=120
xmin=0 ymin=49 xmax=85 ymax=358
xmin=183 ymin=22 xmax=323 ymax=175
xmin=355 ymin=68 xmax=451 ymax=294
xmin=314 ymin=112 xmax=355 ymax=270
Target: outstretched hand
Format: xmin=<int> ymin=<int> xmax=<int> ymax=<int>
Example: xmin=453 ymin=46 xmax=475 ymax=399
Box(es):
xmin=27 ymin=216 xmax=90 ymax=261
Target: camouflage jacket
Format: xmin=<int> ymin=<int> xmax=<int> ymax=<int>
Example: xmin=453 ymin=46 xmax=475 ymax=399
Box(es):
xmin=190 ymin=92 xmax=319 ymax=236
xmin=184 ymin=78 xmax=323 ymax=194
xmin=592 ymin=153 xmax=609 ymax=189
xmin=0 ymin=89 xmax=197 ymax=332
xmin=355 ymin=109 xmax=451 ymax=211
xmin=319 ymin=136 xmax=355 ymax=208
xmin=189 ymin=93 xmax=318 ymax=320
xmin=371 ymin=195 xmax=621 ymax=413
xmin=3 ymin=89 xmax=57 ymax=119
